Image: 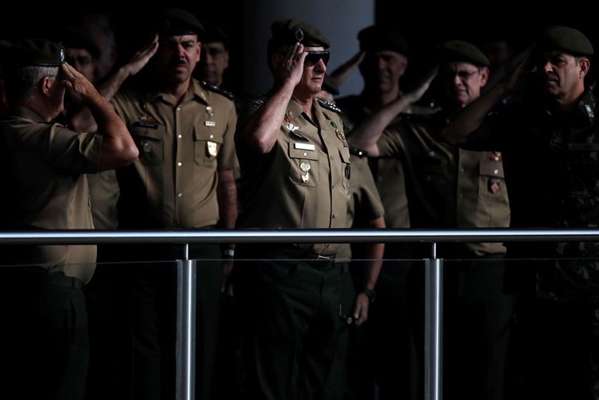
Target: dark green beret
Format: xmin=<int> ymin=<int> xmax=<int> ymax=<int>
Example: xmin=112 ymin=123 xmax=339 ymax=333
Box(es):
xmin=269 ymin=18 xmax=330 ymax=48
xmin=358 ymin=25 xmax=409 ymax=56
xmin=9 ymin=38 xmax=64 ymax=67
xmin=56 ymin=26 xmax=101 ymax=59
xmin=438 ymin=40 xmax=490 ymax=67
xmin=322 ymin=75 xmax=339 ymax=95
xmin=536 ymin=25 xmax=594 ymax=56
xmin=201 ymin=22 xmax=229 ymax=47
xmin=160 ymin=7 xmax=205 ymax=36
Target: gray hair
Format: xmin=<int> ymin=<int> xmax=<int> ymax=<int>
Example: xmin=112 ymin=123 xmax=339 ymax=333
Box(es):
xmin=5 ymin=65 xmax=59 ymax=101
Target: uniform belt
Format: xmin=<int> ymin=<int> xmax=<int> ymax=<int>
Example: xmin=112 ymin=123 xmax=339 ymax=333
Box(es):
xmin=272 ymin=245 xmax=336 ymax=260
xmin=45 ymin=274 xmax=85 ymax=290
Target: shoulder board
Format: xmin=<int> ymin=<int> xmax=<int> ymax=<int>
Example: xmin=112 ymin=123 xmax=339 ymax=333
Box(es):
xmin=201 ymin=81 xmax=235 ymax=100
xmin=316 ymin=98 xmax=343 ymax=114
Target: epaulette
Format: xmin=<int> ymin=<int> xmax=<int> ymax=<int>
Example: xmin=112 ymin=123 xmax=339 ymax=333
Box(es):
xmin=201 ymin=81 xmax=235 ymax=101
xmin=316 ymin=97 xmax=343 ymax=114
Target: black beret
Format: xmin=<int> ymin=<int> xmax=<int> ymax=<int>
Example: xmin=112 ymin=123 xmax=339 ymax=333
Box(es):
xmin=269 ymin=18 xmax=330 ymax=49
xmin=56 ymin=26 xmax=101 ymax=59
xmin=438 ymin=40 xmax=490 ymax=67
xmin=160 ymin=7 xmax=205 ymax=36
xmin=536 ymin=25 xmax=594 ymax=56
xmin=358 ymin=25 xmax=409 ymax=56
xmin=9 ymin=38 xmax=64 ymax=67
xmin=201 ymin=22 xmax=229 ymax=47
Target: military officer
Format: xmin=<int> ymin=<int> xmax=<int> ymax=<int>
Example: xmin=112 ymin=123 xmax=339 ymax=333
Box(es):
xmin=232 ymin=18 xmax=352 ymax=400
xmin=0 ymin=38 xmax=138 ymax=400
xmin=441 ymin=25 xmax=599 ymax=400
xmin=81 ymin=7 xmax=238 ymax=400
xmin=348 ymin=40 xmax=515 ymax=400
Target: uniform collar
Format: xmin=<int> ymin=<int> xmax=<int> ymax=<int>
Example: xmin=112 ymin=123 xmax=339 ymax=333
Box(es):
xmin=143 ymin=78 xmax=207 ymax=105
xmin=9 ymin=105 xmax=46 ymax=123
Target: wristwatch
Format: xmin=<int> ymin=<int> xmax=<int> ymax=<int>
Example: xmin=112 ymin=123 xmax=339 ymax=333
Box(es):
xmin=223 ymin=249 xmax=235 ymax=258
xmin=362 ymin=289 xmax=376 ymax=304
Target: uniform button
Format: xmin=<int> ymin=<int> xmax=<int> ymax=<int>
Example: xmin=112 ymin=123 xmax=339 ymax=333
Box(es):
xmin=178 ymin=134 xmax=182 ymax=139
xmin=178 ymin=193 xmax=183 ymax=197
xmin=177 ymin=162 xmax=182 ymax=167
xmin=494 ymin=169 xmax=499 ymax=174
xmin=210 ymin=134 xmax=214 ymax=139
xmin=459 ymin=168 xmax=465 ymax=173
xmin=176 ymin=107 xmax=181 ymax=112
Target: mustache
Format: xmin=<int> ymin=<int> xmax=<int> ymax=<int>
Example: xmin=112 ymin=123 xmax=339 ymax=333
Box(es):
xmin=170 ymin=58 xmax=188 ymax=68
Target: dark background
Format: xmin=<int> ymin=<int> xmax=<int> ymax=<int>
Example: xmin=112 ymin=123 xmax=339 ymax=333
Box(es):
xmin=3 ymin=4 xmax=598 ymax=98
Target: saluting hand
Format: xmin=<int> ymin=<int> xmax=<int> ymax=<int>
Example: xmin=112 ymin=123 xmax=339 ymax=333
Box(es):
xmin=60 ymin=62 xmax=100 ymax=105
xmin=275 ymin=42 xmax=307 ymax=88
xmin=122 ymin=34 xmax=160 ymax=78
xmin=503 ymin=47 xmax=534 ymax=94
xmin=405 ymin=66 xmax=438 ymax=104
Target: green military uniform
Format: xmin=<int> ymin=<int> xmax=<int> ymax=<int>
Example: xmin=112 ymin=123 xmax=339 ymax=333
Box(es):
xmin=0 ymin=38 xmax=101 ymax=400
xmin=0 ymin=106 xmax=99 ymax=280
xmin=235 ymin=93 xmax=351 ymax=399
xmin=459 ymin=26 xmax=599 ymax=399
xmin=377 ymin=111 xmax=509 ymax=249
xmin=112 ymin=78 xmax=237 ymax=230
xmin=105 ymin=8 xmax=238 ymax=400
xmin=372 ymin=39 xmax=515 ymax=400
xmin=377 ymin=107 xmax=515 ymax=400
xmin=336 ymin=97 xmax=437 ymax=230
xmin=233 ymin=18 xmax=351 ymax=399
xmin=110 ymin=77 xmax=237 ymax=400
xmin=235 ymin=96 xmax=350 ymax=253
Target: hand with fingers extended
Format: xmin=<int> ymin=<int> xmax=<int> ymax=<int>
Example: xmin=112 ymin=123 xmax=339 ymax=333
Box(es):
xmin=274 ymin=42 xmax=307 ymax=88
xmin=60 ymin=62 xmax=101 ymax=106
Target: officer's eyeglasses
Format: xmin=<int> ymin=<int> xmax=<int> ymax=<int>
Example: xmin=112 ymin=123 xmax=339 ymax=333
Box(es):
xmin=440 ymin=68 xmax=480 ymax=81
xmin=304 ymin=51 xmax=330 ymax=67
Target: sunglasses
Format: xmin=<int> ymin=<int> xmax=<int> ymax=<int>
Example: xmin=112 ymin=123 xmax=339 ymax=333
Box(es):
xmin=304 ymin=51 xmax=330 ymax=67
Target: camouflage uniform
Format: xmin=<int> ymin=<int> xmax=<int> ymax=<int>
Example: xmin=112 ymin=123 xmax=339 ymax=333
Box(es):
xmin=463 ymin=88 xmax=599 ymax=399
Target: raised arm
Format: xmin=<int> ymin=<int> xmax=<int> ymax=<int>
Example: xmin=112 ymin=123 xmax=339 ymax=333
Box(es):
xmin=61 ymin=62 xmax=138 ymax=171
xmin=328 ymin=50 xmax=365 ymax=88
xmin=68 ymin=35 xmax=159 ymax=132
xmin=347 ymin=67 xmax=437 ymax=155
xmin=239 ymin=43 xmax=306 ymax=154
xmin=440 ymin=51 xmax=532 ymax=145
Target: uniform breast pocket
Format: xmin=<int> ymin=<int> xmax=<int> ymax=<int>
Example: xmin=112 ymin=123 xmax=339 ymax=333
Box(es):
xmin=194 ymin=129 xmax=222 ymax=168
xmin=131 ymin=125 xmax=165 ymax=166
xmin=289 ymin=143 xmax=319 ymax=187
xmin=479 ymin=158 xmax=507 ymax=197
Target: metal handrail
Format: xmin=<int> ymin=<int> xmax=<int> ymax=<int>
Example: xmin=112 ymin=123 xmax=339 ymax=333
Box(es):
xmin=2 ymin=227 xmax=599 ymax=245
xmin=3 ymin=228 xmax=598 ymax=400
